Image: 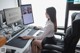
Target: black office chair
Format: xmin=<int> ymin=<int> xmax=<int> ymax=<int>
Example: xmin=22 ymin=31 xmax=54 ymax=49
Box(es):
xmin=55 ymin=12 xmax=78 ymax=39
xmin=41 ymin=13 xmax=80 ymax=53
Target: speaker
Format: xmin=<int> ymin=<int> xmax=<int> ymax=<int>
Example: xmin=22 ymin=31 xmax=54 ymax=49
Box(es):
xmin=0 ymin=14 xmax=3 ymax=28
xmin=17 ymin=0 xmax=21 ymax=7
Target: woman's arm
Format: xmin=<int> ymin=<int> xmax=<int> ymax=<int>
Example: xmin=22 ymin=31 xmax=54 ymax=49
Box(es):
xmin=20 ymin=36 xmax=34 ymax=40
xmin=20 ymin=24 xmax=54 ymax=40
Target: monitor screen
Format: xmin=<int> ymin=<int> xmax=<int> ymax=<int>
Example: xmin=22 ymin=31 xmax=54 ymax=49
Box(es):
xmin=4 ymin=7 xmax=22 ymax=25
xmin=21 ymin=4 xmax=34 ymax=25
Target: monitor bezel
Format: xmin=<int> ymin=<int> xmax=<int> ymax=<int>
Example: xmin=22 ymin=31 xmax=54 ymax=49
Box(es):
xmin=21 ymin=4 xmax=34 ymax=25
xmin=0 ymin=10 xmax=6 ymax=23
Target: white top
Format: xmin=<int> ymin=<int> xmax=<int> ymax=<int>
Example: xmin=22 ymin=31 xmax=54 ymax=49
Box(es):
xmin=34 ymin=20 xmax=54 ymax=40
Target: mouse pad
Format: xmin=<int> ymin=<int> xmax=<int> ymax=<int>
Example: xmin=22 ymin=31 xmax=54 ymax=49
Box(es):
xmin=6 ymin=35 xmax=28 ymax=48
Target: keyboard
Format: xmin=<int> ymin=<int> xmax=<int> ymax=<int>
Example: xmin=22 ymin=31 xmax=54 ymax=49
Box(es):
xmin=19 ymin=28 xmax=32 ymax=37
xmin=12 ymin=27 xmax=24 ymax=37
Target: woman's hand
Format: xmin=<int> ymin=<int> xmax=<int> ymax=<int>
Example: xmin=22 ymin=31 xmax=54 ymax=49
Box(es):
xmin=21 ymin=36 xmax=32 ymax=40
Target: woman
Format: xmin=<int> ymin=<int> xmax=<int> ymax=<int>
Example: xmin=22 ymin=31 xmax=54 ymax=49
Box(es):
xmin=21 ymin=7 xmax=57 ymax=53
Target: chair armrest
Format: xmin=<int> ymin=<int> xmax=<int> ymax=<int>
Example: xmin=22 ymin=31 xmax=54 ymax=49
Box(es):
xmin=57 ymin=26 xmax=65 ymax=30
xmin=76 ymin=45 xmax=80 ymax=50
xmin=43 ymin=44 xmax=63 ymax=52
xmin=55 ymin=32 xmax=65 ymax=36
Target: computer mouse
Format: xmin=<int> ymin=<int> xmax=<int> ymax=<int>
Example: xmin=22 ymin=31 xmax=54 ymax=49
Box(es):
xmin=33 ymin=26 xmax=40 ymax=30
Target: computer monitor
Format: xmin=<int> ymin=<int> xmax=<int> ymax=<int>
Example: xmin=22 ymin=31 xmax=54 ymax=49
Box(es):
xmin=21 ymin=4 xmax=34 ymax=25
xmin=4 ymin=7 xmax=22 ymax=25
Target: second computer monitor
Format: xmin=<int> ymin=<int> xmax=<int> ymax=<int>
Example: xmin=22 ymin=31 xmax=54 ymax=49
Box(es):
xmin=21 ymin=4 xmax=34 ymax=25
xmin=4 ymin=7 xmax=22 ymax=25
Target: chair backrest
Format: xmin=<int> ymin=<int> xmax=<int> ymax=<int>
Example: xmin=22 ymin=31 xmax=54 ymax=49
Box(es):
xmin=63 ymin=13 xmax=80 ymax=53
xmin=71 ymin=12 xmax=79 ymax=22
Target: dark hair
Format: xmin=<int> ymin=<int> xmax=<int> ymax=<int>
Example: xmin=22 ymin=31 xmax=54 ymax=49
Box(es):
xmin=46 ymin=7 xmax=57 ymax=32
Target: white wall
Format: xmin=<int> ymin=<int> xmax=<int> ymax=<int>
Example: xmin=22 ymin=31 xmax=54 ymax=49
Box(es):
xmin=21 ymin=0 xmax=66 ymax=27
xmin=0 ymin=0 xmax=18 ymax=10
xmin=0 ymin=0 xmax=67 ymax=27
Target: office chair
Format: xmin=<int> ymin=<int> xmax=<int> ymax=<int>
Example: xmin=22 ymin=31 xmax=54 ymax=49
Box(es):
xmin=55 ymin=12 xmax=79 ymax=39
xmin=41 ymin=13 xmax=80 ymax=53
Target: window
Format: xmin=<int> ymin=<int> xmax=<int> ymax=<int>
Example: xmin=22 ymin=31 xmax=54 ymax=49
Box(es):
xmin=74 ymin=0 xmax=80 ymax=4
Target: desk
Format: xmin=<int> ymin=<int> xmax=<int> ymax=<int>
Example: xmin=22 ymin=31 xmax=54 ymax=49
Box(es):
xmin=2 ymin=27 xmax=42 ymax=53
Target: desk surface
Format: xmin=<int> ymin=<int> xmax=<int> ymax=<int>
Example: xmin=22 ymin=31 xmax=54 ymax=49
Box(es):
xmin=6 ymin=29 xmax=38 ymax=48
xmin=1 ymin=26 xmax=43 ymax=53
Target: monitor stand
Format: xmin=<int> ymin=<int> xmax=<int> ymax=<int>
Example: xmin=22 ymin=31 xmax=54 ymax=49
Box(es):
xmin=11 ymin=24 xmax=20 ymax=32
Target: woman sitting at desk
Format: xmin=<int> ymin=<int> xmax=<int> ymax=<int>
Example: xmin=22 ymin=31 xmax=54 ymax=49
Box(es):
xmin=21 ymin=7 xmax=57 ymax=53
